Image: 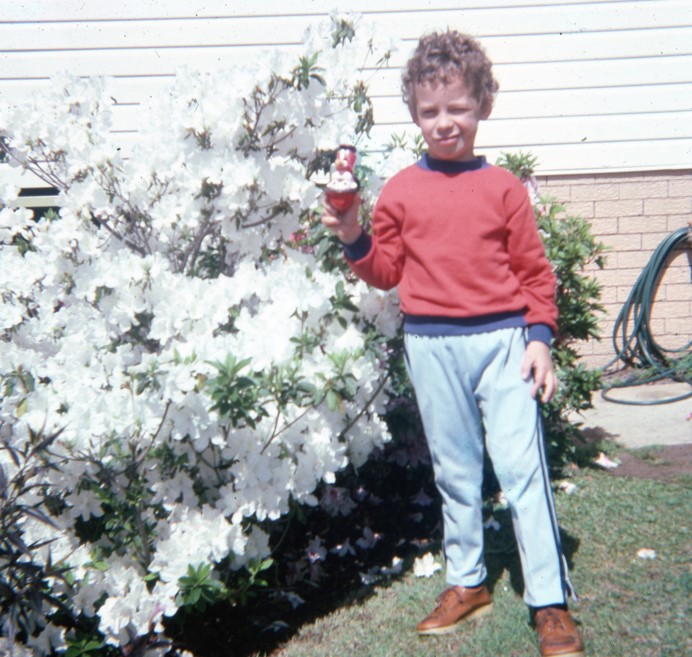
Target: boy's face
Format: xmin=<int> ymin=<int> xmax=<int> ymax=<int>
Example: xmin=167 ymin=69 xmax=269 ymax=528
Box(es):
xmin=413 ymin=76 xmax=489 ymax=162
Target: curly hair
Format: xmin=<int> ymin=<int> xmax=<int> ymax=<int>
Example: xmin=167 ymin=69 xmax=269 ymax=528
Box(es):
xmin=402 ymin=31 xmax=499 ymax=120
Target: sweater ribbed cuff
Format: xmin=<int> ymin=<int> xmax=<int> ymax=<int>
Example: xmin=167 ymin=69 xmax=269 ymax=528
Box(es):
xmin=527 ymin=324 xmax=553 ymax=346
xmin=343 ymin=229 xmax=371 ymax=261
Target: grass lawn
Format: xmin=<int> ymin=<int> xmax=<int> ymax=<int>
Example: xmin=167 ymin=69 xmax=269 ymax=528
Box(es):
xmin=267 ymin=466 xmax=690 ymax=657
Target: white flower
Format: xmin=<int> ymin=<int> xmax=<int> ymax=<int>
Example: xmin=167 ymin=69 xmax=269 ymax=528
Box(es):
xmin=331 ymin=539 xmax=356 ymax=557
xmin=411 ymin=488 xmax=434 ymax=507
xmin=282 ymin=591 xmax=305 ymax=609
xmin=263 ymin=620 xmax=290 ymax=633
xmin=381 ymin=556 xmax=404 ymax=576
xmin=320 ymin=486 xmax=357 ymax=517
xmin=356 ymin=527 xmax=382 ymax=550
xmin=64 ymin=488 xmax=105 ymax=521
xmin=0 ymin=206 xmax=34 ymax=241
xmin=359 ymin=568 xmax=379 ymax=586
xmin=413 ymin=553 xmax=442 ymax=578
xmin=306 ymin=537 xmax=327 ymax=563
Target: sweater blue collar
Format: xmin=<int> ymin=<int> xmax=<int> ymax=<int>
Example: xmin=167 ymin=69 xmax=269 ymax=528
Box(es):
xmin=417 ymin=154 xmax=488 ymax=173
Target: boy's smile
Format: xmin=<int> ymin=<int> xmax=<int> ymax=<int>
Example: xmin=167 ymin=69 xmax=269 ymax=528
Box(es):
xmin=413 ymin=77 xmax=490 ymax=162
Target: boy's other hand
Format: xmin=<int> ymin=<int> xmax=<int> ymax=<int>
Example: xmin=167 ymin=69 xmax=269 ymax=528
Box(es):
xmin=321 ymin=194 xmax=362 ymax=245
xmin=521 ymin=341 xmax=558 ymax=403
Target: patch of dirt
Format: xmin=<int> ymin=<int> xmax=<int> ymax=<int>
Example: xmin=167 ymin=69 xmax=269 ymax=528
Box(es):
xmin=607 ymin=443 xmax=692 ymax=484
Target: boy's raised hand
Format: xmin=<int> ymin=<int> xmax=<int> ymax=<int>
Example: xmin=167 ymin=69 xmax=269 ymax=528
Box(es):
xmin=521 ymin=340 xmax=558 ymax=403
xmin=321 ymin=194 xmax=362 ymax=245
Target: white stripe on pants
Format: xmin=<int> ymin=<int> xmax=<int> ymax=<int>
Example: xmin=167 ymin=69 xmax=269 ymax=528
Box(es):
xmin=404 ymin=327 xmax=568 ymax=607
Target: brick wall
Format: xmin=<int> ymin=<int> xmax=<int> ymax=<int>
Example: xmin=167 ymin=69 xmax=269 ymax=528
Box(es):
xmin=537 ymin=170 xmax=692 ymax=369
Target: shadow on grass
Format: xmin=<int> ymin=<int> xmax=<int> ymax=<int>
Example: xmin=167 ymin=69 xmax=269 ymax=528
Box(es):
xmin=165 ymin=400 xmax=582 ymax=657
xmin=167 ymin=522 xmax=581 ymax=657
xmin=483 ymin=508 xmax=581 ymax=603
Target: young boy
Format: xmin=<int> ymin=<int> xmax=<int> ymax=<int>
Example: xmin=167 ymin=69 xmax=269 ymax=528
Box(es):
xmin=321 ymin=31 xmax=585 ymax=657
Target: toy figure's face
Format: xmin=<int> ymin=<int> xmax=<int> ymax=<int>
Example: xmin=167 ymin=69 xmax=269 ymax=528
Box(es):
xmin=413 ymin=76 xmax=489 ymax=162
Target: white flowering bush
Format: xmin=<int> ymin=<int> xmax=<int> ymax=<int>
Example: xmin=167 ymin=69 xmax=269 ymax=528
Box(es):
xmin=0 ymin=15 xmax=407 ymax=655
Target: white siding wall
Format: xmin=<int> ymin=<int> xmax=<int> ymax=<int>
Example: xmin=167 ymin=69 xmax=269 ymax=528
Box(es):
xmin=1 ymin=0 xmax=691 ymax=178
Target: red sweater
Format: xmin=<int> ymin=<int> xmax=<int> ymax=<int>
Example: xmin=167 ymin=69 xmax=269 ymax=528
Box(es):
xmin=346 ymin=158 xmax=558 ymax=335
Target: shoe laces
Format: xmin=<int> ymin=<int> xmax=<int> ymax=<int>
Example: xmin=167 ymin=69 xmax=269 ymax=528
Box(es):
xmin=537 ymin=608 xmax=565 ymax=635
xmin=430 ymin=588 xmax=461 ymax=616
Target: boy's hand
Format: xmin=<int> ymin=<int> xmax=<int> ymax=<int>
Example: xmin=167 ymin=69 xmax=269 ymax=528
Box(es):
xmin=521 ymin=341 xmax=558 ymax=403
xmin=321 ymin=194 xmax=362 ymax=245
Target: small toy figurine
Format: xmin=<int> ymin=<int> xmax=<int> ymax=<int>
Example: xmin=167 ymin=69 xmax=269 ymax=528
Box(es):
xmin=324 ymin=144 xmax=360 ymax=212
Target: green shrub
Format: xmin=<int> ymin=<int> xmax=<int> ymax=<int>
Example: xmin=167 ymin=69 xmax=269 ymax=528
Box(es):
xmin=497 ymin=151 xmax=606 ymax=466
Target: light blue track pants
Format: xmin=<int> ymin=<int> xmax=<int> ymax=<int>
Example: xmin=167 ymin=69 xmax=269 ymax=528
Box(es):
xmin=405 ymin=327 xmax=570 ymax=607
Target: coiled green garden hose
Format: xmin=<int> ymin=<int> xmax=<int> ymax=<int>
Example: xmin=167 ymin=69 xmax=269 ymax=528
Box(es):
xmin=602 ymin=225 xmax=692 ymax=405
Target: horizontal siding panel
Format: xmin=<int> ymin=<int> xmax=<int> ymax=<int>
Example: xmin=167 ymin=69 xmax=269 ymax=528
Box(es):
xmin=507 ymin=138 xmax=692 ymax=174
xmin=0 ymin=46 xmax=303 ymax=80
xmin=493 ymin=55 xmax=692 ymax=92
xmin=480 ymin=27 xmax=692 ymax=66
xmin=377 ymin=83 xmax=692 ymax=121
xmin=365 ymin=56 xmax=692 ymax=96
xmin=494 ymin=84 xmax=692 ymax=118
xmin=481 ymin=112 xmax=691 ymax=148
xmin=368 ymin=2 xmax=692 ymax=40
xmin=0 ymin=16 xmax=308 ymax=52
xmin=0 ymin=78 xmax=176 ymax=105
xmin=4 ymin=22 xmax=691 ymax=65
xmin=2 ymin=49 xmax=689 ymax=92
xmin=4 ymin=2 xmax=690 ymax=49
xmin=366 ymin=126 xmax=692 ymax=173
xmin=0 ymin=0 xmax=661 ymax=22
xmin=3 ymin=3 xmax=691 ymax=58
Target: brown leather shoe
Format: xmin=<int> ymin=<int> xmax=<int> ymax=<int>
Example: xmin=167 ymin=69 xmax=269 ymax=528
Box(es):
xmin=416 ymin=585 xmax=493 ymax=635
xmin=535 ymin=607 xmax=585 ymax=657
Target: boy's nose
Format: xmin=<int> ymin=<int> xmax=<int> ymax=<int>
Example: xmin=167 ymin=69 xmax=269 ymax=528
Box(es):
xmin=436 ymin=112 xmax=453 ymax=131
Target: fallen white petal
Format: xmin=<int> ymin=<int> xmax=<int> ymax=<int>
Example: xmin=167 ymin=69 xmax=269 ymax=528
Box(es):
xmin=413 ymin=553 xmax=442 ymax=578
xmin=637 ymin=548 xmax=657 ymax=560
xmin=594 ymin=452 xmax=619 ymax=469
xmin=559 ymin=481 xmax=578 ymax=495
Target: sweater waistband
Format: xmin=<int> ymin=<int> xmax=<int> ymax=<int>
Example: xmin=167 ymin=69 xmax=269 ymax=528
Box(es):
xmin=404 ymin=311 xmax=526 ymax=336
xmin=403 ymin=313 xmax=552 ymax=345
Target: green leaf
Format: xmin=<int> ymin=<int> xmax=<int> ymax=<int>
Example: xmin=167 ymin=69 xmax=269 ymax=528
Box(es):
xmin=326 ymin=389 xmax=339 ymax=412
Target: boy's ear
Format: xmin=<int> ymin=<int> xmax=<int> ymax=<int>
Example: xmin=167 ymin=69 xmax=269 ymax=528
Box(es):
xmin=408 ymin=100 xmax=420 ymax=126
xmin=480 ymin=101 xmax=493 ymax=120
